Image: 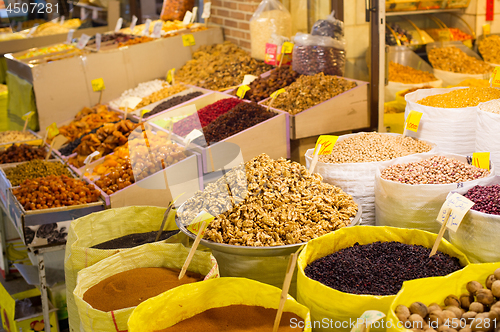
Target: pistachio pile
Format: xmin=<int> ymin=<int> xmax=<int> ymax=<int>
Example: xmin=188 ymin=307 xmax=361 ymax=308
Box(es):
xmin=428 ymin=47 xmax=493 ymax=75
xmin=5 ymin=160 xmax=72 ymax=186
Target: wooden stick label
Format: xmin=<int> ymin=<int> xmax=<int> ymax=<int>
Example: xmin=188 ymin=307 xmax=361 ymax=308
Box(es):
xmin=472 ymin=152 xmax=490 ymax=170
xmin=166 ymin=68 xmax=176 ymax=84
xmin=182 ymin=34 xmax=196 ymax=46
xmin=314 ymin=135 xmax=339 ymax=155
xmin=91 ymin=78 xmax=105 ymax=92
xmin=46 ymin=123 xmax=59 ymax=140
xmin=281 ymin=41 xmax=294 ymax=54
xmin=436 ymin=193 xmax=474 ymax=232
xmin=491 ymin=67 xmax=500 ymax=87
xmin=405 ymin=110 xmax=423 ymax=132
xmin=236 ymin=85 xmax=250 ymax=99
xmin=187 ymin=211 xmax=215 ymax=234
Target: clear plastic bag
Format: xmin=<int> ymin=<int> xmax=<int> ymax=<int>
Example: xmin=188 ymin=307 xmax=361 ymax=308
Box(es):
xmin=250 ymin=0 xmax=292 ymax=61
xmin=292 ymin=32 xmax=346 ymax=76
xmin=160 ymin=0 xmax=194 ymax=21
xmin=311 ymin=10 xmax=344 ymax=40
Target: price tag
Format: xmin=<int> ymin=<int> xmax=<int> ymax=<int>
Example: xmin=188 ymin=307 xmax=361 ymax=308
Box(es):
xmin=16 ymin=21 xmax=22 ymax=31
xmin=438 ymin=29 xmax=451 ymax=41
xmin=51 ymin=17 xmax=59 ymax=23
xmin=483 ymin=24 xmax=491 ymax=36
xmin=472 ymin=152 xmax=490 ymax=170
xmin=141 ymin=109 xmax=150 ymax=118
xmin=491 ymin=67 xmax=500 ymax=87
xmin=60 ymin=16 xmax=65 ymax=25
xmin=270 ymin=88 xmax=285 ymax=99
xmin=80 ymin=7 xmax=88 ymax=20
xmin=191 ymin=7 xmax=198 ymax=23
xmin=436 ymin=193 xmax=475 ymax=232
xmin=142 ymin=19 xmax=152 ymax=36
xmin=91 ymin=78 xmax=105 ymax=92
xmin=201 ymin=2 xmax=211 ymax=19
xmin=51 ymin=135 xmax=68 ymax=151
xmin=130 ymin=15 xmax=138 ymax=32
xmin=92 ymin=9 xmax=99 ymax=20
xmin=314 ymin=135 xmax=339 ymax=155
xmin=27 ymin=24 xmax=38 ymax=37
xmin=76 ymin=34 xmax=91 ymax=49
xmin=405 ymin=110 xmax=423 ymax=132
xmin=84 ymin=151 xmax=100 ymax=166
xmin=22 ymin=111 xmax=34 ymax=121
xmin=186 ymin=210 xmax=215 ymax=235
xmin=166 ymin=68 xmax=175 ymax=84
xmin=66 ymin=29 xmax=75 ymax=44
xmin=236 ymin=85 xmax=250 ymax=99
xmin=46 ymin=123 xmax=59 ymax=140
xmin=121 ymin=96 xmax=142 ymax=110
xmin=182 ymin=34 xmax=196 ymax=46
xmin=281 ymin=41 xmax=294 ymax=54
xmin=242 ymin=74 xmax=258 ymax=86
xmin=152 ymin=21 xmax=162 ymax=38
xmin=183 ymin=11 xmax=193 ymax=25
xmin=183 ymin=129 xmax=204 ymax=146
xmin=95 ymin=33 xmax=102 ymax=51
xmin=114 ymin=17 xmax=123 ymax=32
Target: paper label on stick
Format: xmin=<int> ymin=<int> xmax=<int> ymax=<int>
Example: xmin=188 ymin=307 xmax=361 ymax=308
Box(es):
xmin=76 ymin=34 xmax=91 ymax=49
xmin=491 ymin=67 xmax=500 ymax=87
xmin=484 ymin=24 xmax=491 ymax=36
xmin=51 ymin=135 xmax=68 ymax=150
xmin=141 ymin=109 xmax=150 ymax=118
xmin=182 ymin=34 xmax=196 ymax=46
xmin=183 ymin=129 xmax=203 ymax=145
xmin=314 ymin=135 xmax=339 ymax=155
xmin=281 ymin=41 xmax=294 ymax=54
xmin=236 ymin=85 xmax=250 ymax=99
xmin=152 ymin=21 xmax=163 ymax=38
xmin=66 ymin=29 xmax=75 ymax=44
xmin=84 ymin=151 xmax=100 ymax=166
xmin=405 ymin=110 xmax=423 ymax=132
xmin=95 ymin=33 xmax=102 ymax=51
xmin=436 ymin=193 xmax=475 ymax=232
xmin=191 ymin=7 xmax=198 ymax=23
xmin=242 ymin=75 xmax=258 ymax=86
xmin=114 ymin=17 xmax=123 ymax=32
xmin=187 ymin=210 xmax=215 ymax=235
xmin=91 ymin=78 xmax=105 ymax=92
xmin=46 ymin=123 xmax=59 ymax=140
xmin=201 ymin=2 xmax=211 ymax=19
xmin=130 ymin=15 xmax=138 ymax=31
xmin=81 ymin=7 xmax=88 ymax=20
xmin=183 ymin=11 xmax=193 ymax=25
xmin=270 ymin=88 xmax=285 ymax=99
xmin=22 ymin=111 xmax=34 ymax=121
xmin=121 ymin=96 xmax=142 ymax=110
xmin=438 ymin=29 xmax=451 ymax=41
xmin=28 ymin=24 xmax=38 ymax=37
xmin=166 ymin=68 xmax=175 ymax=84
xmin=60 ymin=16 xmax=65 ymax=25
xmin=143 ymin=19 xmax=152 ymax=36
xmin=472 ymin=152 xmax=490 ymax=170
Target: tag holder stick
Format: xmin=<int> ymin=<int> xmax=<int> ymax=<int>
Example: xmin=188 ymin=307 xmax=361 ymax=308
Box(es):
xmin=308 ymin=144 xmax=321 ymax=174
xmin=278 ymin=42 xmax=285 ymax=68
xmin=179 ymin=219 xmax=208 ymax=279
xmin=430 ymin=208 xmax=452 ymax=257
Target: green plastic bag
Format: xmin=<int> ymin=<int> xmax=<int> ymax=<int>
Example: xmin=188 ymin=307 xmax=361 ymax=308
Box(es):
xmin=297 ymin=226 xmax=470 ymax=332
xmin=128 ymin=277 xmax=311 ymax=331
xmin=74 ymin=243 xmax=219 ymax=332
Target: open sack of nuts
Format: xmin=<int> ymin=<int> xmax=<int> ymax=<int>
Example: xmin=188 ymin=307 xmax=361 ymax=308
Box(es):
xmin=305 ymin=132 xmax=436 ymax=225
xmin=375 ymin=153 xmax=494 ymax=234
xmin=447 ymin=177 xmax=500 ymax=263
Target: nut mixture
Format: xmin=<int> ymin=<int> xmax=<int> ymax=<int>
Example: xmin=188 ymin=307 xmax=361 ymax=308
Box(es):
xmin=389 ymin=61 xmax=438 ymax=84
xmin=417 ymin=87 xmax=500 ymax=108
xmin=428 ymin=47 xmax=493 ymax=74
xmin=478 ymin=34 xmax=500 ymax=64
xmin=5 ymin=160 xmax=72 ymax=186
xmin=0 ymin=131 xmax=37 ymax=144
xmin=262 ymin=72 xmax=357 ymax=115
xmin=179 ymin=154 xmax=358 ymax=247
xmin=175 ymin=42 xmax=273 ymax=90
xmin=318 ymin=133 xmax=433 ymax=164
xmin=381 ymin=156 xmax=490 ymax=185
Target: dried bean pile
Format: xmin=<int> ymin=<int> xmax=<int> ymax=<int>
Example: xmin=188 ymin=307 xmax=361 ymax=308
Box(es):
xmin=5 ymin=160 xmax=72 ymax=186
xmin=198 ymin=102 xmax=275 ymax=145
xmin=318 ymin=133 xmax=433 ymax=164
xmin=417 ymin=87 xmax=500 ymax=108
xmin=262 ymin=73 xmax=357 ymax=115
xmin=381 ymin=156 xmax=490 ymax=185
xmin=464 ymin=185 xmax=500 ymax=215
xmin=173 ymin=98 xmax=243 ymax=136
xmin=145 ymin=91 xmax=204 ymax=119
xmin=305 ymin=241 xmax=462 ymax=295
xmin=428 ymin=47 xmax=493 ymax=74
xmin=179 ymin=154 xmax=358 ymax=247
xmin=0 ymin=144 xmax=48 ymax=164
xmin=231 ymin=67 xmax=300 ymax=102
xmin=389 ymin=61 xmax=438 ymax=84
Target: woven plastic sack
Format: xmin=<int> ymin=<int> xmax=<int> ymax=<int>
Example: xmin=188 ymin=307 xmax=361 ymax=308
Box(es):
xmin=375 ymin=153 xmax=495 ymax=233
xmin=476 ymin=100 xmax=500 ymax=172
xmin=405 ymin=87 xmax=477 ymax=155
xmin=305 ymin=133 xmax=436 ymax=225
xmin=128 ymin=277 xmax=311 ymax=332
xmin=297 ymin=226 xmax=470 ymax=332
xmin=74 ymin=243 xmax=219 ymax=332
xmin=386 ymin=262 xmax=500 ymax=332
xmin=64 ymin=206 xmax=183 ymax=332
xmin=160 ymin=0 xmax=194 ymax=21
xmin=385 ymin=79 xmax=442 ymax=102
xmin=447 ymin=176 xmax=500 ymax=263
xmin=432 ymin=69 xmax=489 ymax=87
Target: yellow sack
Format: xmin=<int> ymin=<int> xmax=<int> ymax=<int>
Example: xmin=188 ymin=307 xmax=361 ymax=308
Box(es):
xmin=386 ymin=262 xmax=500 ymax=332
xmin=64 ymin=206 xmax=183 ymax=332
xmin=128 ymin=277 xmax=311 ymax=331
xmin=297 ymin=226 xmax=470 ymax=332
xmin=74 ymin=242 xmax=219 ymax=332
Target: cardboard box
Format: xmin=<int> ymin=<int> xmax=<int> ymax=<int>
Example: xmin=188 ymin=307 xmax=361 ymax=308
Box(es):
xmin=0 ymin=285 xmax=59 ymax=332
xmin=47 ymin=283 xmax=67 ymax=321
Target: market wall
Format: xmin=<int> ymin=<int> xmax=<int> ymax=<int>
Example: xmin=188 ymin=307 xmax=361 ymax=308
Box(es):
xmin=462 ymin=0 xmax=500 ymax=35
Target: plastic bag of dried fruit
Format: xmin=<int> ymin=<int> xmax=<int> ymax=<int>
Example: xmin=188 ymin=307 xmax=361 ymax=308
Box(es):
xmin=297 ymin=226 xmax=469 ymax=332
xmin=386 ymin=262 xmax=500 ymax=332
xmin=64 ymin=206 xmax=186 ymax=332
xmin=160 ymin=0 xmax=194 ymax=21
xmin=250 ymin=0 xmax=292 ymax=61
xmin=73 ymin=243 xmax=219 ymax=332
xmin=292 ymin=32 xmax=346 ymax=76
xmin=374 ymin=153 xmax=495 ymax=234
xmin=128 ymin=278 xmax=311 ymax=332
xmin=311 ymin=10 xmax=344 ymax=41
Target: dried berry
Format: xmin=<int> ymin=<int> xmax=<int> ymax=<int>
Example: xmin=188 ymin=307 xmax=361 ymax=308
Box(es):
xmin=464 ymin=185 xmax=500 ymax=215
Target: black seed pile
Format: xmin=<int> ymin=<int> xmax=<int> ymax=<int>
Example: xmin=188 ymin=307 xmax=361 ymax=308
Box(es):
xmin=90 ymin=230 xmax=179 ymax=249
xmin=304 ymin=241 xmax=463 ymax=296
xmin=145 ymin=91 xmax=204 ymax=119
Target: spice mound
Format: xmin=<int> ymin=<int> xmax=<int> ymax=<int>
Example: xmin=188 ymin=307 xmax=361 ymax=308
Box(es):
xmin=428 ymin=47 xmax=493 ymax=74
xmin=157 ymin=305 xmax=303 ymax=331
xmin=389 ymin=62 xmax=438 ymax=84
xmin=381 ymin=156 xmax=490 ymax=185
xmin=478 ymin=34 xmax=500 ymax=64
xmin=262 ymin=73 xmax=357 ymax=115
xmin=417 ymin=87 xmax=500 ymax=108
xmin=318 ymin=133 xmax=433 ymax=164
xmin=464 ymin=185 xmax=500 ymax=215
xmin=5 ymin=160 xmax=72 ymax=186
xmin=0 ymin=144 xmax=49 ymax=164
xmin=82 ymin=267 xmax=204 ymax=312
xmin=179 ymin=154 xmax=358 ymax=247
xmin=0 ymin=131 xmax=37 ymax=144
xmin=91 ymin=230 xmax=180 ymax=249
xmin=305 ymin=241 xmax=462 ymax=296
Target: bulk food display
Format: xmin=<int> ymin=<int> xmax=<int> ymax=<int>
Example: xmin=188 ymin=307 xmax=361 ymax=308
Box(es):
xmin=478 ymin=34 xmax=500 ymax=65
xmin=0 ymin=144 xmax=50 ymax=164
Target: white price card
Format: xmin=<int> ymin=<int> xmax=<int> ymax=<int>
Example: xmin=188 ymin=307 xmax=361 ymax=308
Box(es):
xmin=183 ymin=129 xmax=204 ymax=146
xmin=95 ymin=33 xmax=102 ymax=51
xmin=76 ymin=34 xmax=91 ymax=49
xmin=183 ymin=11 xmax=193 ymax=25
xmin=60 ymin=16 xmax=65 ymax=25
xmin=17 ymin=21 xmax=22 ymax=31
xmin=114 ymin=17 xmax=123 ymax=32
xmin=201 ymin=2 xmax=211 ymax=19
xmin=242 ymin=74 xmax=258 ymax=86
xmin=120 ymin=96 xmax=142 ymax=110
xmin=152 ymin=21 xmax=162 ymax=38
xmin=80 ymin=7 xmax=88 ymax=20
xmin=142 ymin=19 xmax=152 ymax=36
xmin=437 ymin=193 xmax=475 ymax=232
xmin=51 ymin=17 xmax=59 ymax=23
xmin=92 ymin=9 xmax=99 ymax=20
xmin=130 ymin=15 xmax=138 ymax=32
xmin=27 ymin=24 xmax=38 ymax=37
xmin=66 ymin=29 xmax=75 ymax=43
xmin=84 ymin=151 xmax=100 ymax=166
xmin=191 ymin=7 xmax=198 ymax=23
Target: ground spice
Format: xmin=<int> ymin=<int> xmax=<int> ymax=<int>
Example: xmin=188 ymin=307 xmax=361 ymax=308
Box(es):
xmin=304 ymin=241 xmax=462 ymax=296
xmin=82 ymin=267 xmax=204 ymax=312
xmin=5 ymin=160 xmax=72 ymax=186
xmin=157 ymin=305 xmax=303 ymax=331
xmin=90 ymin=230 xmax=180 ymax=249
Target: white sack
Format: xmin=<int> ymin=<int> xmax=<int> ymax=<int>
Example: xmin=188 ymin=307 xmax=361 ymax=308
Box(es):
xmin=385 ymin=79 xmax=442 ymax=102
xmin=475 ymin=102 xmax=500 ymax=174
xmin=433 ymin=68 xmax=489 ymax=87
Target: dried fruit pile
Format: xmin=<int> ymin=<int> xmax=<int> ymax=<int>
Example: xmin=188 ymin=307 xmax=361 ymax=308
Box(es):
xmin=428 ymin=47 xmax=493 ymax=74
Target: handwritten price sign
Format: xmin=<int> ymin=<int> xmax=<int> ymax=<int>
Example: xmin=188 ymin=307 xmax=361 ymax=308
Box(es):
xmin=314 ymin=135 xmax=339 ymax=155
xmin=405 ymin=110 xmax=423 ymax=132
xmin=437 ymin=193 xmax=475 ymax=232
xmin=186 ymin=210 xmax=215 ymax=235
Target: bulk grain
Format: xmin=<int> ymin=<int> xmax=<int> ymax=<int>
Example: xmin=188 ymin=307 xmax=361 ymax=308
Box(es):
xmin=428 ymin=47 xmax=493 ymax=75
xmin=389 ymin=61 xmax=438 ymax=84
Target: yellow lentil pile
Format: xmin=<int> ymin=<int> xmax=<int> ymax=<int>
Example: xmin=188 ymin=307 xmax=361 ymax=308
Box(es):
xmin=389 ymin=62 xmax=438 ymax=84
xmin=478 ymin=35 xmax=500 ymax=64
xmin=417 ymin=87 xmax=500 ymax=108
xmin=428 ymin=47 xmax=493 ymax=74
